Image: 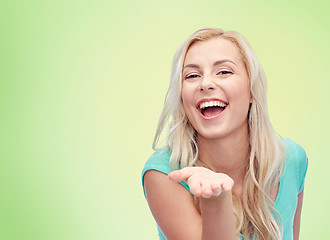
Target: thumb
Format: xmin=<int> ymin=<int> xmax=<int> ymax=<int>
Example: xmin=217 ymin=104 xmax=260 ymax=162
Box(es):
xmin=168 ymin=167 xmax=193 ymax=182
xmin=168 ymin=170 xmax=184 ymax=182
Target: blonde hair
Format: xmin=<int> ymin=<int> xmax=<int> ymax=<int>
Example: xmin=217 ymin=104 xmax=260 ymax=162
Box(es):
xmin=153 ymin=28 xmax=286 ymax=240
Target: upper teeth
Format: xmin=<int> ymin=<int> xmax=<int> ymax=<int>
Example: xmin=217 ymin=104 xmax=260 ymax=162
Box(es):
xmin=199 ymin=101 xmax=226 ymax=109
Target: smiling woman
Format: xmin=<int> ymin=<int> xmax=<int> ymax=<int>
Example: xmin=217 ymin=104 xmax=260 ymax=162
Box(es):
xmin=142 ymin=28 xmax=308 ymax=240
xmin=181 ymin=38 xmax=251 ymax=141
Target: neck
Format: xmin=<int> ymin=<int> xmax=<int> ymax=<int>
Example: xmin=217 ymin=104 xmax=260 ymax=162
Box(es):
xmin=197 ymin=130 xmax=250 ymax=182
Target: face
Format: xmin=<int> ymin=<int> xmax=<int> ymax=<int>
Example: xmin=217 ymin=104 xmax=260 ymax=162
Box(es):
xmin=181 ymin=37 xmax=251 ymax=141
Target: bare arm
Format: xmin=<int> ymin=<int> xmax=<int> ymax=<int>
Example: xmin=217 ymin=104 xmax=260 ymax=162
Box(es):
xmin=144 ymin=170 xmax=202 ymax=240
xmin=293 ymin=189 xmax=304 ymax=240
xmin=200 ymin=191 xmax=236 ymax=240
xmin=144 ymin=167 xmax=237 ymax=240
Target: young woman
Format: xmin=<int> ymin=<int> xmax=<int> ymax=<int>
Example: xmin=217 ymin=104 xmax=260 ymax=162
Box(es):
xmin=142 ymin=28 xmax=308 ymax=240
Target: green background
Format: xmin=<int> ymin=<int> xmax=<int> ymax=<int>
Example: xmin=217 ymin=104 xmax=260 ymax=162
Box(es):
xmin=1 ymin=0 xmax=329 ymax=239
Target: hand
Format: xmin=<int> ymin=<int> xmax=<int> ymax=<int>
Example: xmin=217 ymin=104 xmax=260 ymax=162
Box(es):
xmin=168 ymin=167 xmax=234 ymax=198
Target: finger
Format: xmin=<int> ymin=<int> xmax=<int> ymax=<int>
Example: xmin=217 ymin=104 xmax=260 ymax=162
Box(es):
xmin=190 ymin=184 xmax=202 ymax=197
xmin=211 ymin=183 xmax=220 ymax=192
xmin=185 ymin=176 xmax=202 ymax=196
xmin=212 ymin=188 xmax=222 ymax=197
xmin=201 ymin=181 xmax=213 ymax=198
xmin=222 ymin=180 xmax=234 ymax=192
xmin=168 ymin=167 xmax=194 ymax=182
xmin=168 ymin=170 xmax=183 ymax=182
xmin=211 ymin=184 xmax=222 ymax=197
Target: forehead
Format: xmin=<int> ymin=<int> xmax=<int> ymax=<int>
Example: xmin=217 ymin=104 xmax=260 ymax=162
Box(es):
xmin=184 ymin=38 xmax=242 ymax=64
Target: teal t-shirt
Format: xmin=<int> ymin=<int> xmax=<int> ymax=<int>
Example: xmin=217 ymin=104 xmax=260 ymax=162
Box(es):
xmin=142 ymin=139 xmax=308 ymax=240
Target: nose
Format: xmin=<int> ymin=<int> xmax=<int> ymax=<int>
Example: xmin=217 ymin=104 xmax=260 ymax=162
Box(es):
xmin=199 ymin=75 xmax=215 ymax=91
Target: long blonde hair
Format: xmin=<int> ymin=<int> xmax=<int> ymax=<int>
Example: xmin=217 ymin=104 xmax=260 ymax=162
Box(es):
xmin=153 ymin=28 xmax=286 ymax=240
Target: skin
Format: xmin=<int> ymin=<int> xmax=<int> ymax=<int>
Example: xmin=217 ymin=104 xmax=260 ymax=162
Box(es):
xmin=181 ymin=38 xmax=251 ymax=144
xmin=144 ymin=37 xmax=304 ymax=239
xmin=180 ymin=38 xmax=252 ymax=199
xmin=293 ymin=189 xmax=304 ymax=240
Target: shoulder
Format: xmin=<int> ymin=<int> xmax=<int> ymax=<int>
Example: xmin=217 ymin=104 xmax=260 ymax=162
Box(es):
xmin=143 ymin=167 xmax=201 ymax=239
xmin=142 ymin=150 xmax=200 ymax=239
xmin=142 ymin=148 xmax=172 ymax=177
xmin=283 ymin=138 xmax=307 ymax=161
xmin=142 ymin=148 xmax=191 ymax=196
xmin=141 ymin=148 xmax=172 ymax=196
xmin=283 ymin=138 xmax=308 ymax=193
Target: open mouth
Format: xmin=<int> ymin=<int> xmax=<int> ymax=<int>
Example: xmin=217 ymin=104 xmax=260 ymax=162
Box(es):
xmin=198 ymin=100 xmax=227 ymax=117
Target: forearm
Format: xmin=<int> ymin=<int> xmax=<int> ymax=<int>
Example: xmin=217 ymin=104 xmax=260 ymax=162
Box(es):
xmin=200 ymin=191 xmax=237 ymax=240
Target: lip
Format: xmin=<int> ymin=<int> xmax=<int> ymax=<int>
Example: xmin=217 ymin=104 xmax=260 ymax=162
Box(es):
xmin=196 ymin=98 xmax=228 ymax=109
xmin=196 ymin=98 xmax=228 ymax=120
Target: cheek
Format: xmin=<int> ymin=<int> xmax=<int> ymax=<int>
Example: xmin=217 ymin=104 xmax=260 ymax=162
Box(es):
xmin=227 ymin=78 xmax=250 ymax=100
xmin=181 ymin=83 xmax=194 ymax=107
xmin=225 ymin=82 xmax=251 ymax=116
xmin=181 ymin=84 xmax=197 ymax=123
xmin=181 ymin=91 xmax=188 ymax=110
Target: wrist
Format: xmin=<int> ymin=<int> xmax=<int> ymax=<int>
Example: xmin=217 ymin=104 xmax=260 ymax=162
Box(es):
xmin=200 ymin=191 xmax=233 ymax=212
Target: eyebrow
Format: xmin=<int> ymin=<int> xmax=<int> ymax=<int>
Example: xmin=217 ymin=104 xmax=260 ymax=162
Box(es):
xmin=183 ymin=59 xmax=236 ymax=70
xmin=183 ymin=63 xmax=200 ymax=70
xmin=213 ymin=59 xmax=236 ymax=66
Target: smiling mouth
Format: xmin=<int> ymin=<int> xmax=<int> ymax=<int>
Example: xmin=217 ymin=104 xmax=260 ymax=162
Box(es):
xmin=199 ymin=100 xmax=227 ymax=117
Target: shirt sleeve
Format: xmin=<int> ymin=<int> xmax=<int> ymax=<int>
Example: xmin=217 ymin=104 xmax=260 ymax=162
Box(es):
xmin=295 ymin=142 xmax=308 ymax=194
xmin=141 ymin=148 xmax=190 ymax=197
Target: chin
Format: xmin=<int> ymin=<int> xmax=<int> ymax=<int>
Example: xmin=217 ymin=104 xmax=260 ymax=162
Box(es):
xmin=196 ymin=129 xmax=228 ymax=141
xmin=196 ymin=123 xmax=249 ymax=142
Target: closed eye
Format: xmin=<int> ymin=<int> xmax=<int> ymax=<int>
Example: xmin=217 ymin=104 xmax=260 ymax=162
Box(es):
xmin=185 ymin=74 xmax=200 ymax=79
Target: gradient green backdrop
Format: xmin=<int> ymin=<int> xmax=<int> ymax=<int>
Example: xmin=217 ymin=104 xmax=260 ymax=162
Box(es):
xmin=1 ymin=0 xmax=329 ymax=239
